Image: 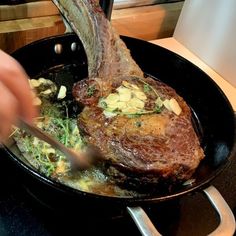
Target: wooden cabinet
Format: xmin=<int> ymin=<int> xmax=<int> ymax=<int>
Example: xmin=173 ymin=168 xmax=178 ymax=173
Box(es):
xmin=0 ymin=1 xmax=65 ymax=53
xmin=112 ymin=2 xmax=183 ymax=41
xmin=0 ymin=1 xmax=183 ymax=53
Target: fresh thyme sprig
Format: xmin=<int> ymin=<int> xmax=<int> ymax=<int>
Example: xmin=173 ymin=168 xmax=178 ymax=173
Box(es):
xmin=136 ymin=77 xmax=159 ymax=98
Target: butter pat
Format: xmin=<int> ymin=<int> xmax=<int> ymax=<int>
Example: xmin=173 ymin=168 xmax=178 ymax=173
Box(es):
xmin=163 ymin=98 xmax=182 ymax=115
xmin=169 ymin=98 xmax=182 ymax=115
xmin=57 ymin=86 xmax=67 ymax=99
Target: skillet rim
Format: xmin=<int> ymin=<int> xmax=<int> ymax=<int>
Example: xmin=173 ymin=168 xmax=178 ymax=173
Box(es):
xmin=3 ymin=33 xmax=236 ymax=205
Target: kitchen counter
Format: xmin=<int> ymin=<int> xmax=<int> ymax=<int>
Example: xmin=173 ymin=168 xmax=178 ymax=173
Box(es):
xmin=150 ymin=37 xmax=236 ymax=111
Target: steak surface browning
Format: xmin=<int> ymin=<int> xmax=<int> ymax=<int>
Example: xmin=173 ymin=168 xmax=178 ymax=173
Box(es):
xmin=52 ymin=0 xmax=205 ymax=189
xmin=74 ymin=77 xmax=205 ymax=188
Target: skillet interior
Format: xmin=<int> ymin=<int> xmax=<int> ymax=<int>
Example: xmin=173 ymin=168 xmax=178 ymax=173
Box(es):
xmin=4 ymin=33 xmax=235 ymax=206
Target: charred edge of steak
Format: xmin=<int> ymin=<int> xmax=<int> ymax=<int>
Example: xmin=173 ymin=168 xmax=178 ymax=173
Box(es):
xmin=101 ymin=138 xmax=201 ymax=194
xmin=76 ymin=77 xmax=204 ymax=192
xmin=72 ymin=78 xmax=101 ymax=106
xmin=103 ymin=164 xmax=189 ymax=194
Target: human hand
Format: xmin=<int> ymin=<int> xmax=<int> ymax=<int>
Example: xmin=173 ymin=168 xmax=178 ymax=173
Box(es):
xmin=0 ymin=49 xmax=37 ymax=142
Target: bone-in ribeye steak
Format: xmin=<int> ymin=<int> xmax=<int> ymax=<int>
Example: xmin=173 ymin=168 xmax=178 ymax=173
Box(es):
xmin=52 ymin=0 xmax=204 ymax=188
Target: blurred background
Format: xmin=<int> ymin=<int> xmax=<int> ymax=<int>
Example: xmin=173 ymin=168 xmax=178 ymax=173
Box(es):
xmin=0 ymin=0 xmax=184 ymax=53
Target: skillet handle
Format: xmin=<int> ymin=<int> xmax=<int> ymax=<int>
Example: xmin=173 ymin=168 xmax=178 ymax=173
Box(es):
xmin=203 ymin=185 xmax=235 ymax=236
xmin=127 ymin=185 xmax=235 ymax=236
xmin=127 ymin=206 xmax=162 ymax=236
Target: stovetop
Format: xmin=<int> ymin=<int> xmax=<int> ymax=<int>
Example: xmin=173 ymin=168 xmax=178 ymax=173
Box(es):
xmin=0 ymin=142 xmax=236 ymax=236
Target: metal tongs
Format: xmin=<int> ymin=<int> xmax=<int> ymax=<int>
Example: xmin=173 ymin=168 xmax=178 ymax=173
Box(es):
xmin=18 ymin=119 xmax=100 ymax=170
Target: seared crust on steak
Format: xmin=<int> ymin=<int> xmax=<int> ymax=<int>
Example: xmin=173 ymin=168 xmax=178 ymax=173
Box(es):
xmin=53 ymin=0 xmax=204 ymax=189
xmin=75 ymin=77 xmax=204 ymax=188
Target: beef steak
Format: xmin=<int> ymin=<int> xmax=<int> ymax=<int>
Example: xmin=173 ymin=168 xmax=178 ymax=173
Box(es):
xmin=52 ymin=0 xmax=204 ymax=189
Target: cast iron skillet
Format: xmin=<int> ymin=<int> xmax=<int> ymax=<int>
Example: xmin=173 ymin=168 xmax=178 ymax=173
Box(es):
xmin=3 ymin=33 xmax=236 ymax=235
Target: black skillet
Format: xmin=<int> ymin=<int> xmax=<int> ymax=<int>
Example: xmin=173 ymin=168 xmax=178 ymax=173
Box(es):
xmin=3 ymin=33 xmax=236 ymax=235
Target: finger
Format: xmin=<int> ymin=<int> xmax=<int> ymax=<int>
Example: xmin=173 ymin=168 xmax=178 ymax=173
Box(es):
xmin=0 ymin=50 xmax=38 ymax=123
xmin=0 ymin=116 xmax=14 ymax=143
xmin=0 ymin=82 xmax=18 ymax=142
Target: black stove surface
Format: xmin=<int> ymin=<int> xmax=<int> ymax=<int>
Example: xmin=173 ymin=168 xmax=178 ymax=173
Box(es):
xmin=0 ymin=140 xmax=236 ymax=236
